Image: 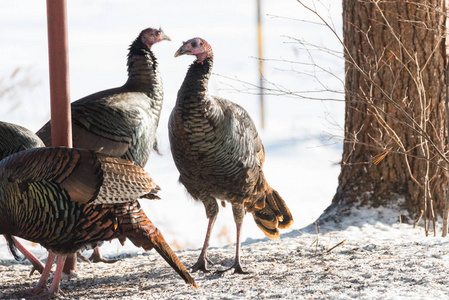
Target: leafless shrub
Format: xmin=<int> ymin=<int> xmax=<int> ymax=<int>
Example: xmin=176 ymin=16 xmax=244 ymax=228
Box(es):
xmin=0 ymin=67 xmax=40 ymax=114
xmin=222 ymin=0 xmax=449 ymax=236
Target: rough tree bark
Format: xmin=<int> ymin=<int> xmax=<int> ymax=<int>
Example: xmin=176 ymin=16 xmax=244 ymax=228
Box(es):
xmin=321 ymin=0 xmax=448 ymax=225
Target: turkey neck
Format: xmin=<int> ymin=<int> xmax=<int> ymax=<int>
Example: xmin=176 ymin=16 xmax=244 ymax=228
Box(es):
xmin=124 ymin=43 xmax=160 ymax=98
xmin=178 ymin=57 xmax=213 ymax=103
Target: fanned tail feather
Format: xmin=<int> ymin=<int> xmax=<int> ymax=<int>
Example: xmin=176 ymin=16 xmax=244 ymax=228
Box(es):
xmin=251 ymin=186 xmax=293 ymax=239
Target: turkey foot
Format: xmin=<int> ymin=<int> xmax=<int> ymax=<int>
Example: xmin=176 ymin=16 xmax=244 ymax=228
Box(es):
xmin=76 ymin=251 xmax=90 ymax=262
xmin=18 ymin=288 xmax=64 ymax=300
xmin=28 ymin=264 xmax=44 ymax=277
xmin=16 ymin=285 xmax=65 ymax=299
xmin=88 ymin=247 xmax=118 ymax=263
xmin=16 ymin=286 xmax=48 ymax=298
xmin=191 ymin=255 xmax=214 ymax=273
xmin=216 ymin=261 xmax=249 ymax=275
xmin=27 ymin=263 xmax=45 ymax=277
xmin=17 ymin=252 xmax=55 ymax=299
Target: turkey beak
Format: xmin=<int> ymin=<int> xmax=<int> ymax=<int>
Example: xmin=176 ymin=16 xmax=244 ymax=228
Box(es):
xmin=174 ymin=46 xmax=187 ymax=57
xmin=162 ymin=33 xmax=171 ymax=42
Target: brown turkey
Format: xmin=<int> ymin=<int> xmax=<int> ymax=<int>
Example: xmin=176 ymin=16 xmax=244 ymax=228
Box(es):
xmin=0 ymin=121 xmax=45 ymax=274
xmin=36 ymin=27 xmax=170 ymax=263
xmin=0 ymin=147 xmax=197 ymax=298
xmin=169 ymin=38 xmax=293 ymax=274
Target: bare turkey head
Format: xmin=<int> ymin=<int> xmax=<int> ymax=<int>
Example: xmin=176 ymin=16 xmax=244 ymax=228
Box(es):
xmin=174 ymin=38 xmax=213 ymax=63
xmin=140 ymin=28 xmax=171 ymax=49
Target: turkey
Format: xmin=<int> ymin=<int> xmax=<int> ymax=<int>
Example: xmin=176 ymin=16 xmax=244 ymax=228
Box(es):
xmin=0 ymin=121 xmax=45 ymax=274
xmin=37 ymin=26 xmax=170 ymax=167
xmin=0 ymin=121 xmax=44 ymax=159
xmin=0 ymin=147 xmax=197 ymax=298
xmin=169 ymin=38 xmax=293 ymax=274
xmin=36 ymin=27 xmax=170 ymax=263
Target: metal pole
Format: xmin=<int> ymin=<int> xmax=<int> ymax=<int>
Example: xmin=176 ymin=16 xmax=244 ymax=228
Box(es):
xmin=47 ymin=0 xmax=72 ymax=148
xmin=257 ymin=0 xmax=265 ymax=129
xmin=46 ymin=0 xmax=74 ymax=274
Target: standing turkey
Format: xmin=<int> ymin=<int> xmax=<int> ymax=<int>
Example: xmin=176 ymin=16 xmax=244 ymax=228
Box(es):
xmin=0 ymin=121 xmax=45 ymax=274
xmin=37 ymin=26 xmax=169 ymax=167
xmin=169 ymin=38 xmax=293 ymax=274
xmin=36 ymin=27 xmax=170 ymax=262
xmin=0 ymin=147 xmax=197 ymax=298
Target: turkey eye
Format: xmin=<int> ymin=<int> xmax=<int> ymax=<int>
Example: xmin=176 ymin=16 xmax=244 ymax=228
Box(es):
xmin=156 ymin=31 xmax=161 ymax=36
xmin=191 ymin=41 xmax=197 ymax=48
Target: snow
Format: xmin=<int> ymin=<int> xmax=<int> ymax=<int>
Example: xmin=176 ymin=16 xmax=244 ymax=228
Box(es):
xmin=1 ymin=0 xmax=448 ymax=299
xmin=3 ymin=209 xmax=449 ymax=299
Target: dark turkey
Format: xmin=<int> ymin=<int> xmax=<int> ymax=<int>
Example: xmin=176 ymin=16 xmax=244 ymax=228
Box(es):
xmin=0 ymin=121 xmax=44 ymax=158
xmin=169 ymin=38 xmax=293 ymax=274
xmin=0 ymin=147 xmax=197 ymax=298
xmin=36 ymin=27 xmax=170 ymax=263
xmin=0 ymin=121 xmax=45 ymax=274
xmin=37 ymin=27 xmax=170 ymax=168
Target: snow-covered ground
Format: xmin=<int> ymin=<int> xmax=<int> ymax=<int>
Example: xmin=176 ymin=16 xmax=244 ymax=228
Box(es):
xmin=2 ymin=1 xmax=448 ymax=299
xmin=2 ymin=207 xmax=449 ymax=299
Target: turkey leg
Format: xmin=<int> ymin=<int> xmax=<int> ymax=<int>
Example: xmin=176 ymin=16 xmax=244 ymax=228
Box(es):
xmin=10 ymin=236 xmax=45 ymax=275
xmin=17 ymin=251 xmax=56 ymax=296
xmin=217 ymin=203 xmax=248 ymax=274
xmin=192 ymin=213 xmax=217 ymax=272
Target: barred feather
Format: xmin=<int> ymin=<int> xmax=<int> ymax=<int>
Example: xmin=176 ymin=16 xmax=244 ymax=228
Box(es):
xmin=0 ymin=147 xmax=195 ymax=287
xmin=0 ymin=121 xmax=44 ymax=160
xmin=169 ymin=43 xmax=293 ymax=236
xmin=36 ymin=28 xmax=168 ymax=168
xmin=0 ymin=121 xmax=45 ymax=271
xmin=169 ymin=38 xmax=293 ymax=272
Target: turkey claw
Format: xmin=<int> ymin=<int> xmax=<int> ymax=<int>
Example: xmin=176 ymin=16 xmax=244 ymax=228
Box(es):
xmin=89 ymin=254 xmax=118 ymax=264
xmin=88 ymin=249 xmax=118 ymax=263
xmin=76 ymin=251 xmax=90 ymax=263
xmin=26 ymin=259 xmax=44 ymax=276
xmin=191 ymin=257 xmax=212 ymax=273
xmin=215 ymin=263 xmax=249 ymax=276
xmin=206 ymin=256 xmax=214 ymax=265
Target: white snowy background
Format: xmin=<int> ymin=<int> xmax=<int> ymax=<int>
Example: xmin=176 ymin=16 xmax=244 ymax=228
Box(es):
xmin=1 ymin=1 xmax=449 ymax=299
xmin=0 ymin=0 xmax=344 ymax=255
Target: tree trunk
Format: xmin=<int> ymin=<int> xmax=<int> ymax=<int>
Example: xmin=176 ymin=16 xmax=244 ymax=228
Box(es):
xmin=322 ymin=0 xmax=448 ymax=226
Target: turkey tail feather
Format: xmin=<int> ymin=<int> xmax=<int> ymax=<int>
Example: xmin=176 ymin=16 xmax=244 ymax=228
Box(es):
xmin=127 ymin=228 xmax=197 ymax=288
xmin=252 ymin=186 xmax=293 ymax=239
xmin=150 ymin=233 xmax=198 ymax=288
xmin=119 ymin=204 xmax=197 ymax=288
xmin=4 ymin=235 xmax=20 ymax=261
